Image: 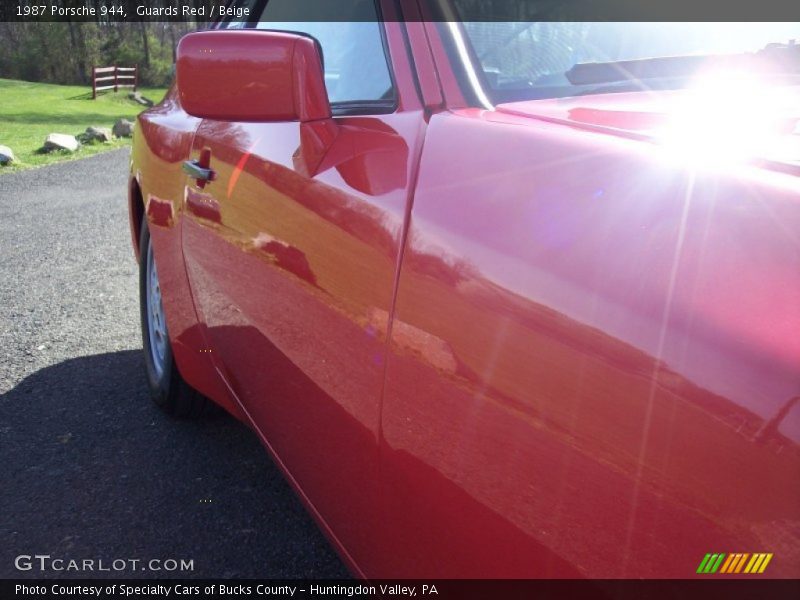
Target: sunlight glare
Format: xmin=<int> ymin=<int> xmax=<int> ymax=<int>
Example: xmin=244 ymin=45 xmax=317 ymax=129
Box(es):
xmin=657 ymin=71 xmax=790 ymax=169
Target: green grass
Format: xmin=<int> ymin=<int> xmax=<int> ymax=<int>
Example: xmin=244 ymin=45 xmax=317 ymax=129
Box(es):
xmin=0 ymin=78 xmax=168 ymax=173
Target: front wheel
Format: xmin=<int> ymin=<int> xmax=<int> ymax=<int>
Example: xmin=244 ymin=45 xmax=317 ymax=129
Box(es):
xmin=139 ymin=218 xmax=210 ymax=418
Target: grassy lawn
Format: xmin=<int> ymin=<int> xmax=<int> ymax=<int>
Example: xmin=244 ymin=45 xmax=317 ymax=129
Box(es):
xmin=0 ymin=78 xmax=168 ymax=173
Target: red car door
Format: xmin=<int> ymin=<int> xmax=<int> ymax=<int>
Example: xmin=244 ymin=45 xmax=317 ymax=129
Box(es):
xmin=376 ymin=22 xmax=800 ymax=578
xmin=180 ymin=4 xmax=432 ymax=574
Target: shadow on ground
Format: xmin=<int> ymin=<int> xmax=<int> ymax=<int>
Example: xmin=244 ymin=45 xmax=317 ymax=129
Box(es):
xmin=0 ymin=350 xmax=349 ymax=579
xmin=1 ymin=112 xmax=135 ymax=126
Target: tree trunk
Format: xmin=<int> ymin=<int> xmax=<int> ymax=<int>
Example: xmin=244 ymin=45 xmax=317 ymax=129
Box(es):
xmin=139 ymin=22 xmax=150 ymax=68
xmin=67 ymin=21 xmax=88 ymax=84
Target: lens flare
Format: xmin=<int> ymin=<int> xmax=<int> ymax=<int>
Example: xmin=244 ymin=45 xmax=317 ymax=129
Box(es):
xmin=657 ymin=71 xmax=794 ymax=169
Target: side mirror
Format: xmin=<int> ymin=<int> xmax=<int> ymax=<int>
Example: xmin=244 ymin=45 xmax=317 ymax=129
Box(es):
xmin=176 ymin=30 xmax=330 ymax=122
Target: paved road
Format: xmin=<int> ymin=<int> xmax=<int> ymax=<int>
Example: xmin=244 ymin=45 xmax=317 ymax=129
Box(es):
xmin=0 ymin=150 xmax=348 ymax=579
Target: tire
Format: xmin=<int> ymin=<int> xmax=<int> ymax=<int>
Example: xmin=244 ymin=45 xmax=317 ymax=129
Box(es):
xmin=139 ymin=218 xmax=210 ymax=418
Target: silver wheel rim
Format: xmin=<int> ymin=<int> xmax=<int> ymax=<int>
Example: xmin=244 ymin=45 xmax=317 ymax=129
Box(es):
xmin=146 ymin=240 xmax=168 ymax=378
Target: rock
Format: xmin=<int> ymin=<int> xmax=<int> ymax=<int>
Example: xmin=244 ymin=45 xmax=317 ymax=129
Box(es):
xmin=113 ymin=118 xmax=134 ymax=138
xmin=43 ymin=133 xmax=79 ymax=153
xmin=0 ymin=144 xmax=14 ymax=165
xmin=128 ymin=91 xmax=154 ymax=107
xmin=81 ymin=126 xmax=113 ymax=143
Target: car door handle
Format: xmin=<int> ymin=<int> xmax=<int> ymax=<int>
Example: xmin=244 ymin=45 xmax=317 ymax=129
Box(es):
xmin=183 ymin=159 xmax=216 ymax=183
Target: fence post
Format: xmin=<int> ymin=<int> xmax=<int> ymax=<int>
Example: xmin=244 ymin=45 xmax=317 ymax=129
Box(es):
xmin=91 ymin=66 xmax=96 ymax=99
xmin=113 ymin=64 xmax=118 ymax=93
xmin=134 ymin=64 xmax=138 ymax=92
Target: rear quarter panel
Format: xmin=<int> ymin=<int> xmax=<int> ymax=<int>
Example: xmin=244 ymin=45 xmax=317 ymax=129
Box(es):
xmin=130 ymin=88 xmax=240 ymax=417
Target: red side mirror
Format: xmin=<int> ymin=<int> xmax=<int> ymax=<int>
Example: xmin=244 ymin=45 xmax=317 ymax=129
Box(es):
xmin=176 ymin=30 xmax=331 ymax=122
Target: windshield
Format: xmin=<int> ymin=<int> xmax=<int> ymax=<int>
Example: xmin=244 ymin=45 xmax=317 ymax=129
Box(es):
xmin=455 ymin=22 xmax=800 ymax=102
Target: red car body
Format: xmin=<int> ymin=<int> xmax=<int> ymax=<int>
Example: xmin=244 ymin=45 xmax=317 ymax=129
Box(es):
xmin=128 ymin=11 xmax=800 ymax=578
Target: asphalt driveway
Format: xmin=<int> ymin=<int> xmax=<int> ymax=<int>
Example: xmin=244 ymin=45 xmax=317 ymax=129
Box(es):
xmin=0 ymin=149 xmax=348 ymax=579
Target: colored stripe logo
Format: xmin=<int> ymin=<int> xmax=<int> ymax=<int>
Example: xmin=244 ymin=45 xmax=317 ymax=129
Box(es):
xmin=696 ymin=553 xmax=773 ymax=574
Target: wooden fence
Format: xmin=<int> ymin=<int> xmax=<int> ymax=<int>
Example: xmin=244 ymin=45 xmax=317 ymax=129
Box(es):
xmin=91 ymin=65 xmax=138 ymax=99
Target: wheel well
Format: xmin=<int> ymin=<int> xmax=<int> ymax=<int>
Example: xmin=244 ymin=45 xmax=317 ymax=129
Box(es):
xmin=129 ymin=178 xmax=145 ymax=260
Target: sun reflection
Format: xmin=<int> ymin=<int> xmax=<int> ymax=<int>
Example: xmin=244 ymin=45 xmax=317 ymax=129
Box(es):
xmin=656 ymin=71 xmax=794 ymax=169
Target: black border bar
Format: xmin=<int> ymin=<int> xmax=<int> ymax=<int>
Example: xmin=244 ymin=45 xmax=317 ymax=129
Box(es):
xmin=3 ymin=0 xmax=800 ymax=22
xmin=3 ymin=579 xmax=800 ymax=600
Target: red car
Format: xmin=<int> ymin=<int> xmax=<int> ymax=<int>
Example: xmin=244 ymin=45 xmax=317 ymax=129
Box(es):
xmin=128 ymin=2 xmax=800 ymax=578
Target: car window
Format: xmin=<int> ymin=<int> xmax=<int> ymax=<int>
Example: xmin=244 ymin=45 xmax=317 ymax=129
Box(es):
xmin=456 ymin=20 xmax=800 ymax=102
xmin=220 ymin=0 xmax=393 ymax=106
